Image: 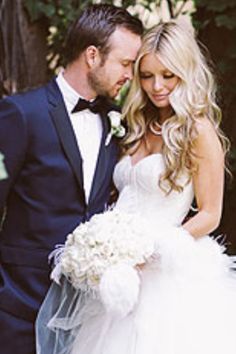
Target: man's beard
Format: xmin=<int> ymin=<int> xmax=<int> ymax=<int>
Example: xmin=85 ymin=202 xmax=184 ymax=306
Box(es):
xmin=88 ymin=69 xmax=112 ymax=98
xmin=88 ymin=71 xmax=110 ymax=96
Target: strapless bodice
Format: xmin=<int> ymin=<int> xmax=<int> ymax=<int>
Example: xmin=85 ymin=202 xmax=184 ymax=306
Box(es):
xmin=113 ymin=154 xmax=194 ymax=226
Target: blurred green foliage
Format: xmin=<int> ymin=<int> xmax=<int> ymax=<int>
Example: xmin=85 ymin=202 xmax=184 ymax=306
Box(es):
xmin=24 ymin=0 xmax=93 ymax=69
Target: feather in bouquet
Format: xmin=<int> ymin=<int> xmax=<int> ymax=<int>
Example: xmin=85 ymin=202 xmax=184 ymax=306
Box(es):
xmin=50 ymin=209 xmax=155 ymax=317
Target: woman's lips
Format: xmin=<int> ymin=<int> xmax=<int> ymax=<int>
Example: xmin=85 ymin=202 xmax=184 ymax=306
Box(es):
xmin=152 ymin=94 xmax=168 ymax=100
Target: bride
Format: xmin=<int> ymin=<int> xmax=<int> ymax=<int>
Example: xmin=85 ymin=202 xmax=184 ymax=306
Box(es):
xmin=36 ymin=20 xmax=236 ymax=354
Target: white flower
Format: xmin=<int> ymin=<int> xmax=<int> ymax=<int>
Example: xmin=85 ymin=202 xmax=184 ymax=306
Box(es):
xmin=0 ymin=152 xmax=8 ymax=180
xmin=105 ymin=111 xmax=126 ymax=146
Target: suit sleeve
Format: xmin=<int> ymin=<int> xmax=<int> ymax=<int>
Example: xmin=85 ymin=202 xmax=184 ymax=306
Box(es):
xmin=0 ymin=97 xmax=28 ymax=209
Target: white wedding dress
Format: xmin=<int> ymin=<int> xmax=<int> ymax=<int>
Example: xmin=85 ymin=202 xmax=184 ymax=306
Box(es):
xmin=37 ymin=154 xmax=236 ymax=354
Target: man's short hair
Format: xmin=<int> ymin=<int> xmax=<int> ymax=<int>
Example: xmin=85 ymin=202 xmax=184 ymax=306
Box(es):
xmin=64 ymin=4 xmax=143 ymax=64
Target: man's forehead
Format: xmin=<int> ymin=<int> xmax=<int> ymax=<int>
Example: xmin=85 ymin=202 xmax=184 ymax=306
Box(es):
xmin=108 ymin=48 xmax=138 ymax=62
xmin=109 ymin=27 xmax=141 ymax=47
xmin=108 ymin=28 xmax=141 ymax=59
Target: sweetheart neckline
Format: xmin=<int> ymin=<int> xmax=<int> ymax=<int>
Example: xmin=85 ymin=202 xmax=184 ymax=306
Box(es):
xmin=126 ymin=153 xmax=163 ymax=169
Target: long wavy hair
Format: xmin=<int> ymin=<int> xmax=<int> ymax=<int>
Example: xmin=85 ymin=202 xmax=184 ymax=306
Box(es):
xmin=122 ymin=20 xmax=229 ymax=194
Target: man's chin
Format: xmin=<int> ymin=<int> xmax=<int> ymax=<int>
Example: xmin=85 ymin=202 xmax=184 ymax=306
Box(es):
xmin=110 ymin=87 xmax=123 ymax=100
xmin=104 ymin=91 xmax=119 ymax=100
xmin=98 ymin=87 xmax=122 ymax=100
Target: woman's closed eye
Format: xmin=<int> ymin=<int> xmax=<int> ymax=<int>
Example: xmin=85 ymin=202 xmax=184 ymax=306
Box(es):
xmin=163 ymin=73 xmax=175 ymax=79
xmin=139 ymin=72 xmax=153 ymax=79
xmin=140 ymin=72 xmax=176 ymax=80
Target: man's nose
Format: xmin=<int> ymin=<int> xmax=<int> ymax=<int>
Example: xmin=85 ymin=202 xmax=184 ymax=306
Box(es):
xmin=124 ymin=65 xmax=133 ymax=81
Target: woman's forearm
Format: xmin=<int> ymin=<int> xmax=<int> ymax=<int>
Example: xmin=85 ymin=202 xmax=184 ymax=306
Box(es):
xmin=182 ymin=210 xmax=221 ymax=239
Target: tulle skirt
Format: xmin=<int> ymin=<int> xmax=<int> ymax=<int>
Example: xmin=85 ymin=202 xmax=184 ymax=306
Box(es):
xmin=36 ymin=224 xmax=236 ymax=354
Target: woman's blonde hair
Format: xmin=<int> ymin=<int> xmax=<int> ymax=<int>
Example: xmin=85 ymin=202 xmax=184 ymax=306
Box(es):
xmin=122 ymin=20 xmax=229 ymax=194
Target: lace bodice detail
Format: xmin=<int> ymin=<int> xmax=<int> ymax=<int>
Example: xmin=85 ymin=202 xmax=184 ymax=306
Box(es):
xmin=113 ymin=154 xmax=194 ymax=226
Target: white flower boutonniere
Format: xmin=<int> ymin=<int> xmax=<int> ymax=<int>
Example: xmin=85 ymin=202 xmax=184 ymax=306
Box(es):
xmin=0 ymin=152 xmax=8 ymax=180
xmin=105 ymin=111 xmax=126 ymax=146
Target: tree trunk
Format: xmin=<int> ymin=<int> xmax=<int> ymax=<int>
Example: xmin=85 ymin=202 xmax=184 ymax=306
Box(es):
xmin=0 ymin=0 xmax=48 ymax=97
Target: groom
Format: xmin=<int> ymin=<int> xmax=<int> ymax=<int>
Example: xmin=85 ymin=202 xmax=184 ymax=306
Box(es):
xmin=0 ymin=4 xmax=142 ymax=353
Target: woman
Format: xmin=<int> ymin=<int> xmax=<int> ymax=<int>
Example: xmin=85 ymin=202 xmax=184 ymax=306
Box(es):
xmin=36 ymin=20 xmax=236 ymax=354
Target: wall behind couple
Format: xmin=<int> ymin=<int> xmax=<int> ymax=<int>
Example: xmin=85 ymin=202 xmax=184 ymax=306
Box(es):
xmin=0 ymin=0 xmax=235 ymax=251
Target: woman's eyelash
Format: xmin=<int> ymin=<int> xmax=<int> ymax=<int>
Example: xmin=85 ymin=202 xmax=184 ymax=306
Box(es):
xmin=140 ymin=74 xmax=152 ymax=79
xmin=163 ymin=74 xmax=175 ymax=79
xmin=140 ymin=73 xmax=175 ymax=79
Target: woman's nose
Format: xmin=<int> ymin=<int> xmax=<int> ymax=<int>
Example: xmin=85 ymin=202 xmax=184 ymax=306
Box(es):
xmin=153 ymin=77 xmax=163 ymax=91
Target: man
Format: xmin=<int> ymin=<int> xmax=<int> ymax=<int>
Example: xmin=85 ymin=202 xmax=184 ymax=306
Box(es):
xmin=0 ymin=4 xmax=143 ymax=353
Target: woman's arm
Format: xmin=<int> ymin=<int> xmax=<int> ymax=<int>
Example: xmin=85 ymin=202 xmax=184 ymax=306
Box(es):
xmin=182 ymin=118 xmax=225 ymax=238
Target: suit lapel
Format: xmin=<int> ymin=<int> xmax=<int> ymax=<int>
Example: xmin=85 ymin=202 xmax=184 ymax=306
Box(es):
xmin=46 ymin=79 xmax=86 ymax=204
xmin=88 ymin=109 xmax=109 ymax=205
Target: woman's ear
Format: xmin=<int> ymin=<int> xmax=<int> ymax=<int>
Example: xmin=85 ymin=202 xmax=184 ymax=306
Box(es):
xmin=85 ymin=45 xmax=101 ymax=68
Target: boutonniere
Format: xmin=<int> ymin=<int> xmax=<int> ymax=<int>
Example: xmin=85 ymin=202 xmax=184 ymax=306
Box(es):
xmin=0 ymin=152 xmax=8 ymax=180
xmin=105 ymin=111 xmax=126 ymax=146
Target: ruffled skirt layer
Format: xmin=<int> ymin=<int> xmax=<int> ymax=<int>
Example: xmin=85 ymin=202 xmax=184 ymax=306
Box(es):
xmin=37 ymin=224 xmax=236 ymax=354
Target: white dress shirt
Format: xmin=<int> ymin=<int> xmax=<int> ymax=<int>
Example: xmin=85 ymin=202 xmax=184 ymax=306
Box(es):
xmin=56 ymin=72 xmax=102 ymax=203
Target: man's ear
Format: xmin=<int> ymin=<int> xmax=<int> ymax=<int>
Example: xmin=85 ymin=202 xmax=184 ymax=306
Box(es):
xmin=85 ymin=45 xmax=101 ymax=68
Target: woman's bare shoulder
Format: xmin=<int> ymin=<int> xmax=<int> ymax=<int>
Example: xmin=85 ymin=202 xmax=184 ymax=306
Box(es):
xmin=194 ymin=117 xmax=224 ymax=159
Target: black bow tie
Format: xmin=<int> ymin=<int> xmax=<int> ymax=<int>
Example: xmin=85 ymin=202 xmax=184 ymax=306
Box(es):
xmin=71 ymin=96 xmax=104 ymax=115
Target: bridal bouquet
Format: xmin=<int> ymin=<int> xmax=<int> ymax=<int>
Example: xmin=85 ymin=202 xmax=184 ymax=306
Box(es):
xmin=51 ymin=209 xmax=155 ymax=317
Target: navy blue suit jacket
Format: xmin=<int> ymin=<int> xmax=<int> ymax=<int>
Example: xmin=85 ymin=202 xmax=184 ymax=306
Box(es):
xmin=0 ymin=79 xmax=119 ymax=330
